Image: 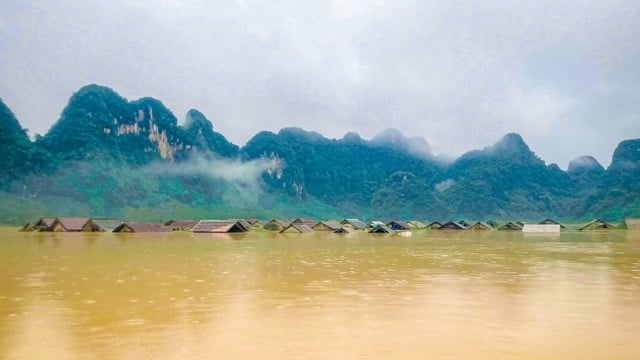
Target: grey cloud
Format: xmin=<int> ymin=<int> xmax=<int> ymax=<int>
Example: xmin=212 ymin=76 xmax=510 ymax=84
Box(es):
xmin=1 ymin=0 xmax=639 ymax=169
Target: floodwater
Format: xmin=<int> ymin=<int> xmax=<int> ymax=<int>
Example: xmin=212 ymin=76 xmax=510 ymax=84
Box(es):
xmin=1 ymin=228 xmax=640 ymax=359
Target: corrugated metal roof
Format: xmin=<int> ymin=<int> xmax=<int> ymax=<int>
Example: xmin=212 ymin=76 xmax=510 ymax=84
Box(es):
xmin=191 ymin=220 xmax=249 ymax=233
xmin=292 ymin=218 xmax=316 ymax=227
xmin=113 ymin=223 xmax=171 ymax=233
xmin=53 ymin=217 xmax=90 ymax=231
xmin=312 ymin=220 xmax=342 ymax=231
xmin=166 ymin=220 xmax=199 ymax=231
xmin=84 ymin=218 xmax=123 ymax=232
xmin=280 ymin=223 xmax=314 ymax=233
xmin=340 ymin=219 xmax=367 ymax=229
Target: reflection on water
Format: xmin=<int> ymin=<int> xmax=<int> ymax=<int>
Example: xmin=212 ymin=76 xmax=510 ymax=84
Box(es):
xmin=1 ymin=229 xmax=640 ymax=359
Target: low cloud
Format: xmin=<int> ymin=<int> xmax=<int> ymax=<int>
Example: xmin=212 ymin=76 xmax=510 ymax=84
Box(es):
xmin=145 ymin=155 xmax=282 ymax=206
xmin=435 ymin=179 xmax=455 ymax=192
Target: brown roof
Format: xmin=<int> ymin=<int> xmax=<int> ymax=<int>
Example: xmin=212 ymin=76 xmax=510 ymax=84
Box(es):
xmin=165 ymin=220 xmax=199 ymax=231
xmin=113 ymin=223 xmax=171 ymax=233
xmin=83 ymin=218 xmax=123 ymax=232
xmin=264 ymin=219 xmax=292 ymax=230
xmin=34 ymin=218 xmax=55 ymax=230
xmin=292 ymin=218 xmax=316 ymax=227
xmin=191 ymin=220 xmax=249 ymax=233
xmin=53 ymin=217 xmax=90 ymax=231
xmin=312 ymin=220 xmax=342 ymax=231
xmin=280 ymin=223 xmax=314 ymax=233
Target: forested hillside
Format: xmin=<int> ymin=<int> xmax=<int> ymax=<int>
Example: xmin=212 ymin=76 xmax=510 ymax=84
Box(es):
xmin=1 ymin=84 xmax=639 ymax=224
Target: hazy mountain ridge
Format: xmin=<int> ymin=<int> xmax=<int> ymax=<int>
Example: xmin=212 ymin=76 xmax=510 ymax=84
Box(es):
xmin=1 ymin=84 xmax=639 ymax=224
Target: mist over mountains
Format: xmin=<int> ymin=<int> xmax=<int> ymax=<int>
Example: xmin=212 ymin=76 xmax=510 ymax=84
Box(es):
xmin=1 ymin=84 xmax=639 ymax=224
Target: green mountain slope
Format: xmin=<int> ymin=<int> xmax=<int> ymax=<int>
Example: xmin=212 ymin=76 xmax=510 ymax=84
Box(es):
xmin=0 ymin=84 xmax=637 ymax=224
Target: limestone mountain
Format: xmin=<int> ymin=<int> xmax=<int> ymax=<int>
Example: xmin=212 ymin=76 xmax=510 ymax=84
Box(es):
xmin=1 ymin=84 xmax=639 ymax=223
xmin=39 ymin=84 xmax=237 ymax=164
xmin=582 ymin=139 xmax=640 ymax=218
xmin=0 ymin=98 xmax=48 ymax=188
xmin=435 ymin=133 xmax=574 ymax=219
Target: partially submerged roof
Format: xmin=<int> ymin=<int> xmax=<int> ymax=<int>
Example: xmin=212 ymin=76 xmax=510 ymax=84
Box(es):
xmin=191 ymin=220 xmax=250 ymax=233
xmin=523 ymin=224 xmax=561 ymax=233
xmin=264 ymin=219 xmax=292 ymax=230
xmin=312 ymin=220 xmax=342 ymax=231
xmin=579 ymin=219 xmax=615 ymax=230
xmin=497 ymin=222 xmax=524 ymax=231
xmin=468 ymin=222 xmax=495 ymax=231
xmin=51 ymin=217 xmax=90 ymax=232
xmin=340 ymin=219 xmax=368 ymax=229
xmin=407 ymin=221 xmax=426 ymax=229
xmin=292 ymin=218 xmax=316 ymax=228
xmin=387 ymin=221 xmax=411 ymax=230
xmin=439 ymin=221 xmax=467 ymax=230
xmin=113 ymin=223 xmax=171 ymax=233
xmin=83 ymin=218 xmax=123 ymax=232
xmin=33 ymin=218 xmax=55 ymax=230
xmin=539 ymin=218 xmax=566 ymax=229
xmin=333 ymin=227 xmax=354 ymax=234
xmin=626 ymin=218 xmax=640 ymax=230
xmin=280 ymin=223 xmax=314 ymax=233
xmin=164 ymin=219 xmax=199 ymax=231
xmin=368 ymin=225 xmax=395 ymax=233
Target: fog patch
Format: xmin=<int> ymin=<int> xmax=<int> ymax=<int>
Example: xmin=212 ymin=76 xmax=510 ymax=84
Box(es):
xmin=435 ymin=179 xmax=455 ymax=192
xmin=145 ymin=154 xmax=283 ymax=208
xmin=371 ymin=128 xmax=432 ymax=158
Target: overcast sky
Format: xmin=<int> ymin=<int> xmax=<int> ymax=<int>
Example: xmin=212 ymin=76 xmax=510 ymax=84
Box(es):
xmin=1 ymin=0 xmax=639 ymax=168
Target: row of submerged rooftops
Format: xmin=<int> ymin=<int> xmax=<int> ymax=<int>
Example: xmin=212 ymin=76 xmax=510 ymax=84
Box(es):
xmin=18 ymin=217 xmax=635 ymax=234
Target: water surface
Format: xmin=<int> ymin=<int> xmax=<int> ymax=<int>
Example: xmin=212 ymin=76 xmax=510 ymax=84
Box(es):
xmin=1 ymin=228 xmax=640 ymax=359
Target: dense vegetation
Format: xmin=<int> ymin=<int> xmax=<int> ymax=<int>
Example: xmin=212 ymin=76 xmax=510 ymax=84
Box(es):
xmin=1 ymin=84 xmax=639 ymax=225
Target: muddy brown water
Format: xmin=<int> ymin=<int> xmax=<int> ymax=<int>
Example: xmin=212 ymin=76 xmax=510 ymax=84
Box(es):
xmin=1 ymin=228 xmax=640 ymax=359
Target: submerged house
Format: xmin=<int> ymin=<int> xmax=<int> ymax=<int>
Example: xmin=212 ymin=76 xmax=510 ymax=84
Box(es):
xmin=292 ymin=218 xmax=316 ymax=228
xmin=340 ymin=219 xmax=368 ymax=230
xmin=245 ymin=219 xmax=263 ymax=229
xmin=497 ymin=222 xmax=524 ymax=231
xmin=113 ymin=223 xmax=170 ymax=233
xmin=539 ymin=218 xmax=566 ymax=229
xmin=425 ymin=221 xmax=442 ymax=230
xmin=164 ymin=220 xmax=199 ymax=231
xmin=32 ymin=218 xmax=55 ymax=231
xmin=368 ymin=225 xmax=395 ymax=234
xmin=368 ymin=221 xmax=386 ymax=229
xmin=312 ymin=220 xmax=342 ymax=231
xmin=387 ymin=221 xmax=411 ymax=231
xmin=263 ymin=219 xmax=292 ymax=231
xmin=439 ymin=221 xmax=467 ymax=230
xmin=468 ymin=222 xmax=495 ymax=231
xmin=82 ymin=218 xmax=123 ymax=232
xmin=191 ymin=220 xmax=250 ymax=233
xmin=626 ymin=218 xmax=640 ymax=230
xmin=50 ymin=217 xmax=90 ymax=232
xmin=579 ymin=219 xmax=615 ymax=231
xmin=280 ymin=223 xmax=314 ymax=233
xmin=20 ymin=222 xmax=34 ymax=232
xmin=333 ymin=227 xmax=354 ymax=234
xmin=407 ymin=221 xmax=426 ymax=229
